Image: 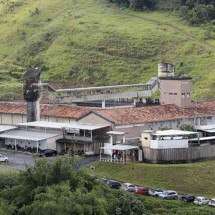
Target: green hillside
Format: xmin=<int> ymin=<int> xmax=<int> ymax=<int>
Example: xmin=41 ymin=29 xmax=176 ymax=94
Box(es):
xmin=0 ymin=0 xmax=214 ymax=99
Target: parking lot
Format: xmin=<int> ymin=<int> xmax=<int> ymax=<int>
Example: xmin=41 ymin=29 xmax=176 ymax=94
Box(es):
xmin=99 ymin=178 xmax=215 ymax=208
xmin=0 ymin=150 xmax=35 ymax=170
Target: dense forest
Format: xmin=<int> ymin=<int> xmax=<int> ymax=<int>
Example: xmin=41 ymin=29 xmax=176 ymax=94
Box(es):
xmin=108 ymin=0 xmax=215 ymax=24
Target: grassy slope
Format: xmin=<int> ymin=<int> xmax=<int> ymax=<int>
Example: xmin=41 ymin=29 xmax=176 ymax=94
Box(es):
xmin=0 ymin=0 xmax=214 ymax=99
xmin=91 ymin=160 xmax=215 ymax=197
xmin=0 ymin=165 xmax=17 ymax=175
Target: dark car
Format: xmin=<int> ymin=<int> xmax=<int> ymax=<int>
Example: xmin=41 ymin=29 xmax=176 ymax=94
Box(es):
xmin=179 ymin=194 xmax=195 ymax=203
xmin=106 ymin=180 xmax=121 ymax=189
xmin=39 ymin=149 xmax=57 ymax=157
xmin=134 ymin=186 xmax=149 ymax=195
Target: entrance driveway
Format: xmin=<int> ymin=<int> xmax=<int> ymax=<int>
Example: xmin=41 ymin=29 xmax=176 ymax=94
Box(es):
xmin=0 ymin=150 xmax=99 ymax=171
xmin=1 ymin=150 xmax=35 ymax=170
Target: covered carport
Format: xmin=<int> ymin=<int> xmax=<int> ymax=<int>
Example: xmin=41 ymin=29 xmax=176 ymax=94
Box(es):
xmin=18 ymin=121 xmax=111 ymax=155
xmin=0 ymin=129 xmax=61 ymax=153
xmin=196 ymin=125 xmax=215 ymax=137
xmin=100 ymin=144 xmax=138 ymax=164
xmin=0 ymin=125 xmax=17 ymax=147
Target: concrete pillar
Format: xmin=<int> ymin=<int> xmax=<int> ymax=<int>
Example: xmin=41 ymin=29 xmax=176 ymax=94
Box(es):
xmin=36 ymin=141 xmax=39 ymax=153
xmin=122 ymin=135 xmax=126 ymax=144
xmin=102 ymin=100 xmax=106 ymax=109
xmin=133 ymin=98 xmax=137 ymax=107
xmin=110 ymin=135 xmax=113 ymax=145
xmin=14 ymin=139 xmax=17 ymax=151
xmin=99 ymin=148 xmax=102 ymax=161
xmin=27 ymin=100 xmax=40 ymax=122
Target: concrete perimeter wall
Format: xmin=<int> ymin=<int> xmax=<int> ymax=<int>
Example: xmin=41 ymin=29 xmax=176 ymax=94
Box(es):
xmin=143 ymin=144 xmax=215 ymax=163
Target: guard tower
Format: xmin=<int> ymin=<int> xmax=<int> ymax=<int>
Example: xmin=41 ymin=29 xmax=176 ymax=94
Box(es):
xmin=23 ymin=67 xmax=42 ymax=122
xmin=158 ymin=63 xmax=175 ymax=78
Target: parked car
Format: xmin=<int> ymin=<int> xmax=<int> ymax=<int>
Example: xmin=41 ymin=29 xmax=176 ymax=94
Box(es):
xmin=194 ymin=196 xmax=209 ymax=206
xmin=39 ymin=149 xmax=57 ymax=157
xmin=134 ymin=186 xmax=149 ymax=195
xmin=148 ymin=188 xmax=164 ymax=197
xmin=99 ymin=178 xmax=108 ymax=184
xmin=121 ymin=183 xmax=136 ymax=192
xmin=158 ymin=190 xmax=178 ymax=200
xmin=106 ymin=180 xmax=121 ymax=189
xmin=208 ymin=199 xmax=215 ymax=207
xmin=0 ymin=153 xmax=8 ymax=163
xmin=179 ymin=194 xmax=195 ymax=203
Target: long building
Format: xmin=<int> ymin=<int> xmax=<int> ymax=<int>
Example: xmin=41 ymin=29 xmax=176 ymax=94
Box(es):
xmin=0 ymin=100 xmax=215 ymax=139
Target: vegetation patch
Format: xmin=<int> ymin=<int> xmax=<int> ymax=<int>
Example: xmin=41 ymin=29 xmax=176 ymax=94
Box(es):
xmin=0 ymin=158 xmax=214 ymax=215
xmin=91 ymin=160 xmax=215 ymax=197
xmin=0 ymin=0 xmax=214 ymax=99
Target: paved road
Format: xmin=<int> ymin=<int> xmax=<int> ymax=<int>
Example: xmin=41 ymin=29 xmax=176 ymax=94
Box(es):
xmin=1 ymin=150 xmax=35 ymax=170
xmin=0 ymin=150 xmax=99 ymax=171
xmin=75 ymin=155 xmax=99 ymax=170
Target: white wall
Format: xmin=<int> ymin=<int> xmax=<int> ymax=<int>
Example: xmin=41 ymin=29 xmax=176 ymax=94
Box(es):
xmin=150 ymin=139 xmax=189 ymax=149
xmin=78 ymin=113 xmax=112 ymax=126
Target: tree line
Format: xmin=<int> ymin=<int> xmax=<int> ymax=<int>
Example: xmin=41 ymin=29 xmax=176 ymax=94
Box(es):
xmin=107 ymin=0 xmax=215 ymax=25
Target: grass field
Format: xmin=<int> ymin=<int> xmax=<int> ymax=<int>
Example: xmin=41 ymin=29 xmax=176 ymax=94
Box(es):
xmin=139 ymin=196 xmax=215 ymax=215
xmin=0 ymin=0 xmax=214 ymax=99
xmin=0 ymin=165 xmax=17 ymax=175
xmin=91 ymin=160 xmax=215 ymax=197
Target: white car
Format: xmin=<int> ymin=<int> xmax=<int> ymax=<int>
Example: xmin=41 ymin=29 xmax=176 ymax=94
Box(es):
xmin=208 ymin=198 xmax=215 ymax=207
xmin=158 ymin=190 xmax=178 ymax=200
xmin=121 ymin=183 xmax=136 ymax=192
xmin=0 ymin=154 xmax=8 ymax=163
xmin=148 ymin=188 xmax=164 ymax=197
xmin=194 ymin=196 xmax=209 ymax=206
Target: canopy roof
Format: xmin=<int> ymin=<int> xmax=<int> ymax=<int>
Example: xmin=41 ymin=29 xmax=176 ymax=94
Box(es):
xmin=191 ymin=136 xmax=215 ymax=142
xmin=19 ymin=121 xmax=109 ymax=131
xmin=195 ymin=124 xmax=215 ymax=133
xmin=0 ymin=125 xmax=16 ymax=133
xmin=107 ymin=131 xmax=125 ymax=135
xmin=101 ymin=144 xmax=138 ymax=151
xmin=153 ymin=129 xmax=197 ymax=136
xmin=203 ymin=129 xmax=215 ymax=133
xmin=0 ymin=130 xmax=61 ymax=141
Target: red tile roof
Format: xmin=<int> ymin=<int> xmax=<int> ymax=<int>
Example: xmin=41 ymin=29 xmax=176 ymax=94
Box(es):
xmin=0 ymin=102 xmax=91 ymax=120
xmin=0 ymin=100 xmax=214 ymax=125
xmin=93 ymin=100 xmax=215 ymax=125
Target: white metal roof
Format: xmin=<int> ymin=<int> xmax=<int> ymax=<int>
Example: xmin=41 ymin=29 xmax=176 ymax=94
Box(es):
xmin=0 ymin=130 xmax=61 ymax=141
xmin=57 ymin=83 xmax=149 ymax=92
xmin=0 ymin=125 xmax=17 ymax=133
xmin=107 ymin=131 xmax=125 ymax=135
xmin=202 ymin=129 xmax=215 ymax=133
xmin=19 ymin=121 xmax=109 ymax=131
xmin=195 ymin=124 xmax=215 ymax=131
xmin=101 ymin=144 xmax=138 ymax=151
xmin=153 ymin=130 xmax=197 ymax=136
xmin=191 ymin=136 xmax=215 ymax=142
